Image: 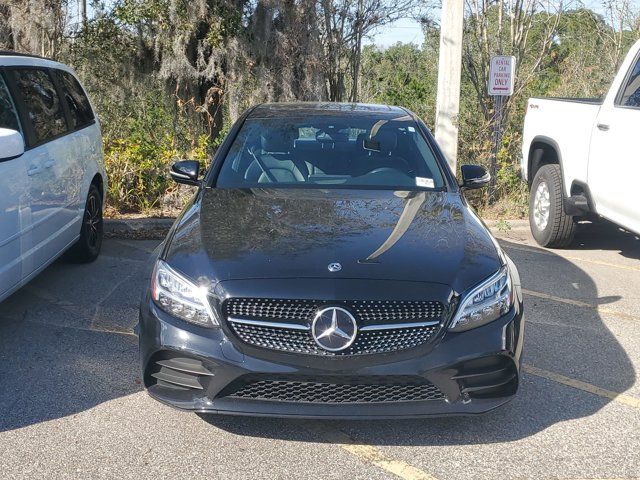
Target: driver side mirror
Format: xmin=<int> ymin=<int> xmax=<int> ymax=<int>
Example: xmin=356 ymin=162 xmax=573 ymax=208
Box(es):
xmin=460 ymin=164 xmax=490 ymax=190
xmin=0 ymin=128 xmax=25 ymax=161
xmin=170 ymin=160 xmax=201 ymax=186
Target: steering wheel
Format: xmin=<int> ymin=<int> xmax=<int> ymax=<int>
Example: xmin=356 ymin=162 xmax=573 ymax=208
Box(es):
xmin=364 ymin=157 xmax=414 ymax=176
xmin=363 ymin=167 xmax=410 ymax=177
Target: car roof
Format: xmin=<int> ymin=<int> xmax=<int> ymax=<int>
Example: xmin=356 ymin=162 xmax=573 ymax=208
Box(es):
xmin=247 ymin=102 xmax=412 ymax=119
xmin=0 ymin=51 xmax=72 ymax=72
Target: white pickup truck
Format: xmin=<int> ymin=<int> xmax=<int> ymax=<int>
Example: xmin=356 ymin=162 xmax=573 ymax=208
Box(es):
xmin=521 ymin=40 xmax=640 ymax=247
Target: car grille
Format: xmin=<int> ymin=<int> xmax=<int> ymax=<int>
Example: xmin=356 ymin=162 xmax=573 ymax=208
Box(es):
xmin=222 ymin=376 xmax=445 ymax=403
xmin=222 ymin=298 xmax=445 ymax=356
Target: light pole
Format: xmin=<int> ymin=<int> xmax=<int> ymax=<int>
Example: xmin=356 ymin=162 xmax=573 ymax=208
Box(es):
xmin=434 ymin=0 xmax=465 ymax=174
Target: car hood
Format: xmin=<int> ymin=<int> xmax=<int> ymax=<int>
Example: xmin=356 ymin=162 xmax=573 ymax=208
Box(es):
xmin=164 ymin=188 xmax=502 ymax=293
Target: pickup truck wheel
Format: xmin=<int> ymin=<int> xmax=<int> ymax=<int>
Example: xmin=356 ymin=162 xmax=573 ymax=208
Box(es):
xmin=529 ymin=164 xmax=576 ymax=248
xmin=66 ymin=185 xmax=103 ymax=263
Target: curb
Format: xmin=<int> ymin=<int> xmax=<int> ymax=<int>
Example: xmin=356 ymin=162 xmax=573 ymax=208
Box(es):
xmin=104 ymin=218 xmax=175 ymax=239
xmin=484 ymin=219 xmax=529 ymax=229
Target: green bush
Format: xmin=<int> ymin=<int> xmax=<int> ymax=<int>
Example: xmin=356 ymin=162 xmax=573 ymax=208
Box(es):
xmin=105 ymin=133 xmax=208 ymax=214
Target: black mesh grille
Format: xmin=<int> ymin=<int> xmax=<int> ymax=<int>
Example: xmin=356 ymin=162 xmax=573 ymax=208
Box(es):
xmin=223 ymin=377 xmax=445 ymax=403
xmin=224 ymin=298 xmax=444 ymax=326
xmin=229 ymin=322 xmax=440 ymax=356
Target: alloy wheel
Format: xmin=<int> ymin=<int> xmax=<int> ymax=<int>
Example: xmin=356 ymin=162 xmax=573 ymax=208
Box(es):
xmin=533 ymin=180 xmax=550 ymax=231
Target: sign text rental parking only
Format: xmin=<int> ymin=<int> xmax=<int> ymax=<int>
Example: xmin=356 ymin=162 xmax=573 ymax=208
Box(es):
xmin=489 ymin=56 xmax=515 ymax=96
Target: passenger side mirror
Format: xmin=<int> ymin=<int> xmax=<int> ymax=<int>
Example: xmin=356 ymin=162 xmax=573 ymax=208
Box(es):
xmin=460 ymin=164 xmax=490 ymax=190
xmin=170 ymin=160 xmax=201 ymax=186
xmin=0 ymin=128 xmax=25 ymax=161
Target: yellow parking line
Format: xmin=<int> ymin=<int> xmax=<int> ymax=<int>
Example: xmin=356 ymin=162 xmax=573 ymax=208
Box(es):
xmin=522 ymin=288 xmax=639 ymax=321
xmin=304 ymin=421 xmax=438 ymax=480
xmin=524 ymin=364 xmax=640 ymax=410
xmin=90 ymin=326 xmax=137 ymax=337
xmin=502 ymin=243 xmax=640 ymax=273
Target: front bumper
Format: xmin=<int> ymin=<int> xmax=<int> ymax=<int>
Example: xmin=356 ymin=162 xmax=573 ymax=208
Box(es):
xmin=139 ymin=297 xmax=524 ymax=418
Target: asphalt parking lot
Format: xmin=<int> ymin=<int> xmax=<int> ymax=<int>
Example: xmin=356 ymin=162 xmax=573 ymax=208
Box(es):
xmin=1 ymin=220 xmax=639 ymax=480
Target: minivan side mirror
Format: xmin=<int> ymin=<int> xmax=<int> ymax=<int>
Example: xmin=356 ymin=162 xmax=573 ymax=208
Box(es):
xmin=170 ymin=160 xmax=201 ymax=186
xmin=0 ymin=128 xmax=25 ymax=161
xmin=460 ymin=164 xmax=490 ymax=190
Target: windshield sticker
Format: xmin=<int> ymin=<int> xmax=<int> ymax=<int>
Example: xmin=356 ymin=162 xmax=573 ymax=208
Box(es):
xmin=416 ymin=177 xmax=434 ymax=188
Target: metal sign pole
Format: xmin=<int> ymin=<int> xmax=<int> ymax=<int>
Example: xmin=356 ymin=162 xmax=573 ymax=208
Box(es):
xmin=490 ymin=94 xmax=503 ymax=201
xmin=488 ymin=55 xmax=515 ymax=203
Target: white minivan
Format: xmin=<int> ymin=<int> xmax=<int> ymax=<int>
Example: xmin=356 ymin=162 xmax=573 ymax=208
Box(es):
xmin=0 ymin=52 xmax=107 ymax=303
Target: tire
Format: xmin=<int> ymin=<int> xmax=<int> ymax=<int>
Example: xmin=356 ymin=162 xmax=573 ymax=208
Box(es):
xmin=529 ymin=164 xmax=576 ymax=248
xmin=66 ymin=184 xmax=103 ymax=262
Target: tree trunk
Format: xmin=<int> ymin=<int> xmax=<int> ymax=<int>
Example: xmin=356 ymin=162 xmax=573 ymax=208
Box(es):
xmin=349 ymin=0 xmax=364 ymax=102
xmin=0 ymin=4 xmax=14 ymax=49
xmin=79 ymin=0 xmax=87 ymax=28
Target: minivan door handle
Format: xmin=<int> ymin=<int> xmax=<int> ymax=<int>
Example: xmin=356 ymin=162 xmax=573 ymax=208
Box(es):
xmin=44 ymin=159 xmax=55 ymax=168
xmin=27 ymin=166 xmax=42 ymax=176
xmin=597 ymin=123 xmax=610 ymax=131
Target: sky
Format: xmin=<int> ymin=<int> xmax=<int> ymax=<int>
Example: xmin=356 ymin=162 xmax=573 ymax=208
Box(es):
xmin=365 ymin=18 xmax=426 ymax=48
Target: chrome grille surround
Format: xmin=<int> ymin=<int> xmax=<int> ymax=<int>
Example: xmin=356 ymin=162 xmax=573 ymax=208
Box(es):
xmin=223 ymin=298 xmax=445 ymax=356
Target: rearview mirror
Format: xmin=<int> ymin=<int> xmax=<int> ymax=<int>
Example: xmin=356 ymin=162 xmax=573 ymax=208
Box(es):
xmin=460 ymin=164 xmax=490 ymax=190
xmin=0 ymin=128 xmax=25 ymax=161
xmin=170 ymin=160 xmax=201 ymax=186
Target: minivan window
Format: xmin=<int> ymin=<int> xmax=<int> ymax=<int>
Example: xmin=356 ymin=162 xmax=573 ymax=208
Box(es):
xmin=619 ymin=55 xmax=640 ymax=107
xmin=13 ymin=69 xmax=67 ymax=144
xmin=0 ymin=75 xmax=20 ymax=132
xmin=54 ymin=70 xmax=95 ymax=129
xmin=217 ymin=115 xmax=446 ymax=191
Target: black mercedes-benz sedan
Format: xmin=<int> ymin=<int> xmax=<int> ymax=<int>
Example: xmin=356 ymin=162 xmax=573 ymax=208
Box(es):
xmin=138 ymin=102 xmax=524 ymax=418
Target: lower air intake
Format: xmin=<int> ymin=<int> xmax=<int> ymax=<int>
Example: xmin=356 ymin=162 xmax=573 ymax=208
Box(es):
xmin=222 ymin=377 xmax=445 ymax=404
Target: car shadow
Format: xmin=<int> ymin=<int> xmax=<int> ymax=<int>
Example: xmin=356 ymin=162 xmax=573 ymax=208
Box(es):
xmin=573 ymin=219 xmax=640 ymax=260
xmin=204 ymin=237 xmax=637 ymax=445
xmin=0 ymin=239 xmax=152 ymax=432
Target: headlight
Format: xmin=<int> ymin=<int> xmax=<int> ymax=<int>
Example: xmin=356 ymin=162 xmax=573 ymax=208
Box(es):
xmin=449 ymin=266 xmax=512 ymax=332
xmin=151 ymin=260 xmax=218 ymax=327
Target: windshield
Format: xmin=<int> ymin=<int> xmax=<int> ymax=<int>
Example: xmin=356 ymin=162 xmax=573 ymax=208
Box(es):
xmin=216 ymin=115 xmax=446 ymax=190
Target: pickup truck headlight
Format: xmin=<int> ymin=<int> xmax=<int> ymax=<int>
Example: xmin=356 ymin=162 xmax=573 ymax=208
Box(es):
xmin=449 ymin=266 xmax=512 ymax=332
xmin=151 ymin=260 xmax=218 ymax=327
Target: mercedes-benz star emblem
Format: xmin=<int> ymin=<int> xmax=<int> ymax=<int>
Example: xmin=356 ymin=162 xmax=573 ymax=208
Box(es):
xmin=328 ymin=262 xmax=342 ymax=272
xmin=311 ymin=307 xmax=357 ymax=352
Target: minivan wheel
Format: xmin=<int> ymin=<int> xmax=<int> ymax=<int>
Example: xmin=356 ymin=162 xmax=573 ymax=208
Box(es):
xmin=67 ymin=185 xmax=103 ymax=262
xmin=529 ymin=164 xmax=575 ymax=248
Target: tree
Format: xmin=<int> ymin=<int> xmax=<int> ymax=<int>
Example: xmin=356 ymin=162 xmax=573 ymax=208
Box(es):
xmin=0 ymin=0 xmax=69 ymax=58
xmin=461 ymin=0 xmax=566 ymax=197
xmin=600 ymin=0 xmax=640 ymax=69
xmin=463 ymin=0 xmax=566 ymax=122
xmin=318 ymin=0 xmax=419 ymax=101
xmin=359 ymin=43 xmax=438 ymax=123
xmin=0 ymin=4 xmax=13 ymax=49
